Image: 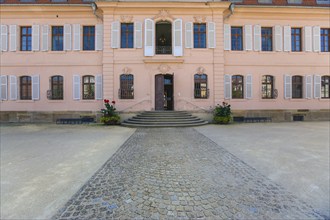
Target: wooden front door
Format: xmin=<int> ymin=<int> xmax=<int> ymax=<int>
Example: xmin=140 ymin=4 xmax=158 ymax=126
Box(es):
xmin=155 ymin=74 xmax=174 ymax=110
xmin=155 ymin=74 xmax=164 ymax=110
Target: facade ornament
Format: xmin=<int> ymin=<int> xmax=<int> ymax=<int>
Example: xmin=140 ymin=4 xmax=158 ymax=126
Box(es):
xmin=158 ymin=64 xmax=171 ymax=74
xmin=194 ymin=16 xmax=207 ymax=24
xmin=120 ymin=15 xmax=133 ymax=23
xmin=196 ymin=66 xmax=205 ymax=74
xmin=153 ymin=9 xmax=174 ymax=21
xmin=123 ymin=67 xmax=132 ymax=74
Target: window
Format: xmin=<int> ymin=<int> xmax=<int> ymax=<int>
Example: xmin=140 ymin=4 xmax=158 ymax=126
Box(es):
xmin=21 ymin=26 xmax=32 ymax=51
xmin=52 ymin=26 xmax=63 ymax=51
xmin=262 ymin=75 xmax=274 ymax=99
xmin=119 ymin=74 xmax=134 ymax=99
xmin=194 ymin=74 xmax=208 ymax=99
xmin=20 ymin=76 xmax=32 ymax=100
xmin=83 ymin=26 xmax=95 ymax=51
xmin=232 ymin=75 xmax=244 ymax=99
xmin=262 ymin=27 xmax=273 ymax=51
xmin=287 ymin=0 xmax=302 ymax=3
xmin=50 ymin=76 xmax=63 ymax=100
xmin=292 ymin=75 xmax=303 ymax=98
xmin=82 ymin=75 xmax=95 ymax=99
xmin=321 ymin=76 xmax=330 ymax=99
xmin=121 ymin=23 xmax=134 ymax=48
xmin=316 ymin=0 xmax=330 ymax=4
xmin=231 ymin=27 xmax=243 ymax=51
xmin=258 ymin=0 xmax=272 ymax=3
xmin=321 ymin=28 xmax=329 ymax=52
xmin=291 ymin=28 xmax=302 ymax=52
xmin=194 ymin=24 xmax=206 ymax=48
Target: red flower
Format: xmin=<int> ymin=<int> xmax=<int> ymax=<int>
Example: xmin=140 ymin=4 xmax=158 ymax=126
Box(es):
xmin=112 ymin=101 xmax=116 ymax=104
xmin=104 ymin=99 xmax=109 ymax=103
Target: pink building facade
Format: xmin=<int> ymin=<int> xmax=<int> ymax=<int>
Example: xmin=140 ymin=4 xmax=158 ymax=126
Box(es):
xmin=0 ymin=0 xmax=329 ymax=122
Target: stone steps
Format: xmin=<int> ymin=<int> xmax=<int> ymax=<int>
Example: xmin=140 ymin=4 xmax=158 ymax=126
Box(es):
xmin=121 ymin=111 xmax=208 ymax=127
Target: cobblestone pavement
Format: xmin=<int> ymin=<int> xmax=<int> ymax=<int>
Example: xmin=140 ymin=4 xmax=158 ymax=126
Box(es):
xmin=53 ymin=128 xmax=324 ymax=220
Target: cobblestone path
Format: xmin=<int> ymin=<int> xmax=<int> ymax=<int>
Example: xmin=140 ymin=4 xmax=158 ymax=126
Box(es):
xmin=53 ymin=128 xmax=324 ymax=220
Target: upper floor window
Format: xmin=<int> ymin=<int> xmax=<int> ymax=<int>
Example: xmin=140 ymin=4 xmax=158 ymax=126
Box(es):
xmin=194 ymin=74 xmax=208 ymax=99
xmin=20 ymin=76 xmax=32 ymax=100
xmin=232 ymin=75 xmax=244 ymax=99
xmin=194 ymin=24 xmax=206 ymax=48
xmin=119 ymin=74 xmax=134 ymax=99
xmin=121 ymin=23 xmax=134 ymax=49
xmin=82 ymin=75 xmax=95 ymax=99
xmin=292 ymin=75 xmax=303 ymax=98
xmin=291 ymin=28 xmax=302 ymax=52
xmin=83 ymin=26 xmax=95 ymax=51
xmin=50 ymin=75 xmax=63 ymax=100
xmin=321 ymin=28 xmax=329 ymax=52
xmin=231 ymin=27 xmax=243 ymax=51
xmin=21 ymin=26 xmax=32 ymax=51
xmin=262 ymin=27 xmax=273 ymax=51
xmin=262 ymin=75 xmax=274 ymax=99
xmin=321 ymin=76 xmax=330 ymax=99
xmin=52 ymin=26 xmax=63 ymax=51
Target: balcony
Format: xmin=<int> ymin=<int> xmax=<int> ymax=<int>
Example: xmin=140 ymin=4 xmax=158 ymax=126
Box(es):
xmin=156 ymin=46 xmax=172 ymax=55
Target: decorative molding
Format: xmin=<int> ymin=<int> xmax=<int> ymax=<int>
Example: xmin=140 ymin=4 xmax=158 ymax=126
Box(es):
xmin=120 ymin=15 xmax=133 ymax=23
xmin=122 ymin=67 xmax=132 ymax=74
xmin=196 ymin=67 xmax=205 ymax=74
xmin=153 ymin=9 xmax=174 ymax=21
xmin=194 ymin=16 xmax=207 ymax=24
xmin=158 ymin=64 xmax=171 ymax=74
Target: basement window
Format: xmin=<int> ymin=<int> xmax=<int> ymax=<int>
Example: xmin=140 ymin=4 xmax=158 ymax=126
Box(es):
xmin=287 ymin=0 xmax=302 ymax=4
xmin=258 ymin=0 xmax=272 ymax=3
xmin=316 ymin=0 xmax=330 ymax=4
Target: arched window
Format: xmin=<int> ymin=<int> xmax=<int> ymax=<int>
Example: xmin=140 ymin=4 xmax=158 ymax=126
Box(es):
xmin=232 ymin=75 xmax=244 ymax=99
xmin=262 ymin=75 xmax=274 ymax=99
xmin=321 ymin=75 xmax=330 ymax=99
xmin=20 ymin=76 xmax=31 ymax=100
xmin=292 ymin=75 xmax=303 ymax=99
xmin=82 ymin=75 xmax=95 ymax=100
xmin=120 ymin=74 xmax=134 ymax=99
xmin=194 ymin=74 xmax=208 ymax=99
xmin=50 ymin=75 xmax=63 ymax=100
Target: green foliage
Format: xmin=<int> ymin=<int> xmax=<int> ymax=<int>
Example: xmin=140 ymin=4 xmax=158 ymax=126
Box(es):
xmin=101 ymin=99 xmax=120 ymax=125
xmin=213 ymin=102 xmax=232 ymax=124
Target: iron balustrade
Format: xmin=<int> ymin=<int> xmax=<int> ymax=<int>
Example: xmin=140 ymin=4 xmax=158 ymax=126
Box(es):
xmin=156 ymin=46 xmax=172 ymax=55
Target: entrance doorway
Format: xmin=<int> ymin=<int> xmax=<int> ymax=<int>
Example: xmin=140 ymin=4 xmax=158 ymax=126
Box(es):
xmin=155 ymin=74 xmax=174 ymax=110
xmin=156 ymin=21 xmax=172 ymax=54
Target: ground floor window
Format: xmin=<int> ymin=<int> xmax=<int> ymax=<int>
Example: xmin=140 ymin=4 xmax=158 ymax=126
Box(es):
xmin=194 ymin=74 xmax=208 ymax=99
xmin=20 ymin=76 xmax=31 ymax=100
xmin=119 ymin=74 xmax=134 ymax=99
xmin=83 ymin=75 xmax=95 ymax=100
xmin=292 ymin=75 xmax=303 ymax=99
xmin=232 ymin=75 xmax=244 ymax=99
xmin=262 ymin=75 xmax=274 ymax=99
xmin=50 ymin=75 xmax=63 ymax=100
xmin=321 ymin=75 xmax=330 ymax=98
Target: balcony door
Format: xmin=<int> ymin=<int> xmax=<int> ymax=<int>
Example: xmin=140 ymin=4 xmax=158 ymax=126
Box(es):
xmin=156 ymin=21 xmax=172 ymax=55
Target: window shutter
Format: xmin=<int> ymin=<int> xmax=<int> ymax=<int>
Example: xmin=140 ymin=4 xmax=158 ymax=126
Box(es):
xmin=253 ymin=25 xmax=261 ymax=51
xmin=208 ymin=22 xmax=216 ymax=49
xmin=173 ymin=19 xmax=183 ymax=56
xmin=0 ymin=25 xmax=8 ymax=52
xmin=95 ymin=24 xmax=103 ymax=51
xmin=73 ymin=24 xmax=81 ymax=51
xmin=32 ymin=25 xmax=40 ymax=51
xmin=32 ymin=75 xmax=40 ymax=100
xmin=134 ymin=21 xmax=142 ymax=48
xmin=185 ymin=22 xmax=193 ymax=49
xmin=313 ymin=26 xmax=320 ymax=52
xmin=245 ymin=74 xmax=253 ymax=99
xmin=144 ymin=19 xmax=154 ymax=56
xmin=42 ymin=25 xmax=49 ymax=52
xmin=224 ymin=74 xmax=231 ymax=99
xmin=0 ymin=75 xmax=8 ymax=100
xmin=224 ymin=24 xmax=231 ymax=51
xmin=9 ymin=25 xmax=17 ymax=52
xmin=111 ymin=21 xmax=120 ymax=49
xmin=314 ymin=75 xmax=321 ymax=99
xmin=244 ymin=25 xmax=252 ymax=51
xmin=73 ymin=75 xmax=81 ymax=100
xmin=284 ymin=75 xmax=292 ymax=99
xmin=95 ymin=74 xmax=103 ymax=100
xmin=305 ymin=75 xmax=312 ymax=99
xmin=283 ymin=26 xmax=291 ymax=52
xmin=275 ymin=25 xmax=282 ymax=52
xmin=9 ymin=75 xmax=17 ymax=100
xmin=64 ymin=24 xmax=72 ymax=51
xmin=304 ymin=26 xmax=312 ymax=52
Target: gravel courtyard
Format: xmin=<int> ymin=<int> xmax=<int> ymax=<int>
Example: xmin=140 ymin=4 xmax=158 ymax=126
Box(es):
xmin=1 ymin=122 xmax=329 ymax=219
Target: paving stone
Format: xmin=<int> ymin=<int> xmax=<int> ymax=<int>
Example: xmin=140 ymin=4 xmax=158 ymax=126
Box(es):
xmin=52 ymin=128 xmax=325 ymax=220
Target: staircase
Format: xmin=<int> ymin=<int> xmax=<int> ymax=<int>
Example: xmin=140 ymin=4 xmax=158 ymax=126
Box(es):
xmin=121 ymin=111 xmax=208 ymax=127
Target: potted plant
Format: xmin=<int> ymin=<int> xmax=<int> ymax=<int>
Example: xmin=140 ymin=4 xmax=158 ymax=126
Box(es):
xmin=100 ymin=99 xmax=121 ymax=125
xmin=213 ymin=101 xmax=232 ymax=124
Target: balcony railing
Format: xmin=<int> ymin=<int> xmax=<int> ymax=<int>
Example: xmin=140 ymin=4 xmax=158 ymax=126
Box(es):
xmin=156 ymin=46 xmax=172 ymax=55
